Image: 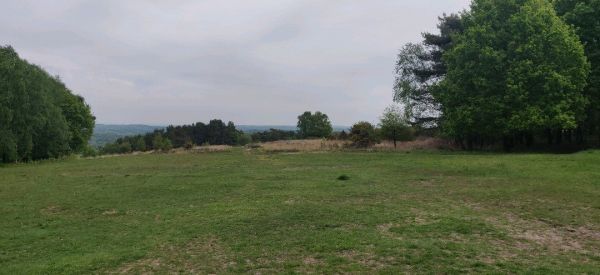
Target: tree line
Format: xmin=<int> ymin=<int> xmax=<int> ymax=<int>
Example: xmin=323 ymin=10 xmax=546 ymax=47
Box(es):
xmin=100 ymin=112 xmax=332 ymax=154
xmin=100 ymin=119 xmax=242 ymax=154
xmin=0 ymin=46 xmax=95 ymax=163
xmin=395 ymin=0 xmax=600 ymax=150
xmin=99 ymin=109 xmax=416 ymax=154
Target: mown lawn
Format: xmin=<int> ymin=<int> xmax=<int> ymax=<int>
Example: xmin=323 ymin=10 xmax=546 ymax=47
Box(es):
xmin=1 ymin=150 xmax=599 ymax=274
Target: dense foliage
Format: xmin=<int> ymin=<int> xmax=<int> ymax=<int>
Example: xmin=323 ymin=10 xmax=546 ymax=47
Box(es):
xmin=100 ymin=119 xmax=240 ymax=154
xmin=555 ymin=0 xmax=600 ymax=144
xmin=251 ymin=128 xmax=298 ymax=142
xmin=297 ymin=111 xmax=333 ymax=138
xmin=395 ymin=0 xmax=600 ymax=150
xmin=349 ymin=121 xmax=379 ymax=148
xmin=441 ymin=0 xmax=589 ymax=149
xmin=379 ymin=106 xmax=415 ymax=148
xmin=0 ymin=46 xmax=95 ymax=162
xmin=394 ymin=14 xmax=464 ymax=128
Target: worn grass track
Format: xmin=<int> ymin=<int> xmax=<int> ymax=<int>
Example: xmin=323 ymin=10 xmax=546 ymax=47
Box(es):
xmin=1 ymin=150 xmax=599 ymax=273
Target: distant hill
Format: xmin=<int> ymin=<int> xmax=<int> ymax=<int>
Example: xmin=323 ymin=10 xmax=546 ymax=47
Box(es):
xmin=237 ymin=125 xmax=298 ymax=133
xmin=90 ymin=124 xmax=164 ymax=148
xmin=91 ymin=124 xmax=350 ymax=147
xmin=237 ymin=125 xmax=350 ymax=133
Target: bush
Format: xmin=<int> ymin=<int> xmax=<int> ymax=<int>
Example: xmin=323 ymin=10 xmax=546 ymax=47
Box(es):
xmin=329 ymin=130 xmax=349 ymax=140
xmin=379 ymin=105 xmax=415 ymax=147
xmin=350 ymin=122 xmax=378 ymax=148
xmin=184 ymin=141 xmax=194 ymax=150
xmin=152 ymin=134 xmax=172 ymax=152
xmin=337 ymin=174 xmax=350 ymax=181
xmin=118 ymin=142 xmax=132 ymax=154
xmin=81 ymin=146 xmax=98 ymax=157
xmin=251 ymin=129 xmax=297 ymax=142
xmin=237 ymin=133 xmax=253 ymax=146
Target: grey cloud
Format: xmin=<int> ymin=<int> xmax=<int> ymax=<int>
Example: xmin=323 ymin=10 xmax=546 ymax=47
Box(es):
xmin=1 ymin=0 xmax=470 ymax=125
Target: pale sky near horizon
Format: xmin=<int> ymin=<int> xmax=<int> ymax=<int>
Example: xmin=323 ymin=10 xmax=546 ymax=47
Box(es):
xmin=1 ymin=0 xmax=470 ymax=126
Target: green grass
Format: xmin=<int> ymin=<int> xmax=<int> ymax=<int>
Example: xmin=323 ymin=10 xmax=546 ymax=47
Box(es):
xmin=1 ymin=150 xmax=599 ymax=274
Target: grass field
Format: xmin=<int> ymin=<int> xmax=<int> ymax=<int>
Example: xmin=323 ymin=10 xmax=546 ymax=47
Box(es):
xmin=1 ymin=149 xmax=599 ymax=274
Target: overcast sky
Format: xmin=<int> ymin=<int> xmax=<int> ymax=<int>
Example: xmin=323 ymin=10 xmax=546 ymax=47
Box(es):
xmin=1 ymin=0 xmax=470 ymax=126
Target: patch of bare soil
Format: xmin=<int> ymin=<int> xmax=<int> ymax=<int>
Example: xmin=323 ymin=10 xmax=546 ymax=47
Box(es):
xmin=338 ymin=248 xmax=395 ymax=271
xmin=102 ymin=209 xmax=119 ymax=216
xmin=40 ymin=205 xmax=63 ymax=215
xmin=112 ymin=236 xmax=234 ymax=274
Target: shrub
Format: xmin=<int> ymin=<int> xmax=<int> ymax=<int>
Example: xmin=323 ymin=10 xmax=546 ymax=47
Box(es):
xmin=81 ymin=146 xmax=98 ymax=157
xmin=337 ymin=175 xmax=350 ymax=181
xmin=350 ymin=122 xmax=378 ymax=148
xmin=237 ymin=133 xmax=253 ymax=146
xmin=184 ymin=141 xmax=194 ymax=150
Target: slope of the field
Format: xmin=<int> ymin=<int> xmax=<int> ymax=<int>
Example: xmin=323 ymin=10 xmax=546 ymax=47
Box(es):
xmin=1 ymin=150 xmax=599 ymax=273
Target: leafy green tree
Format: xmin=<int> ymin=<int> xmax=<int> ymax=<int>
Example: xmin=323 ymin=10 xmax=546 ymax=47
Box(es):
xmin=394 ymin=14 xmax=464 ymax=128
xmin=440 ymin=0 xmax=589 ymax=149
xmin=224 ymin=121 xmax=239 ymax=145
xmin=379 ymin=105 xmax=415 ymax=148
xmin=237 ymin=132 xmax=253 ymax=146
xmin=350 ymin=122 xmax=378 ymax=148
xmin=152 ymin=134 xmax=172 ymax=151
xmin=118 ymin=141 xmax=132 ymax=154
xmin=297 ymin=111 xmax=333 ymax=138
xmin=251 ymin=129 xmax=298 ymax=142
xmin=0 ymin=130 xmax=17 ymax=163
xmin=131 ymin=136 xmax=147 ymax=151
xmin=555 ymin=0 xmax=600 ymax=143
xmin=0 ymin=46 xmax=95 ymax=162
xmin=207 ymin=119 xmax=226 ymax=145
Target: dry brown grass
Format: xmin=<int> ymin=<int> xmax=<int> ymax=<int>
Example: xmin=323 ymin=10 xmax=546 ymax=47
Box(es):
xmin=373 ymin=137 xmax=455 ymax=151
xmin=154 ymin=145 xmax=233 ymax=155
xmin=255 ymin=137 xmax=453 ymax=152
xmin=189 ymin=145 xmax=232 ymax=153
xmin=485 ymin=213 xmax=600 ymax=255
xmin=257 ymin=139 xmax=349 ymax=152
xmin=113 ymin=236 xmax=234 ymax=274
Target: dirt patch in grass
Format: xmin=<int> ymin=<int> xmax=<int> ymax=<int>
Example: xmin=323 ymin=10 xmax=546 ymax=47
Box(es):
xmin=485 ymin=213 xmax=600 ymax=256
xmin=112 ymin=236 xmax=233 ymax=274
xmin=376 ymin=223 xmax=398 ymax=239
xmin=39 ymin=205 xmax=63 ymax=215
xmin=338 ymin=248 xmax=394 ymax=271
xmin=302 ymin=256 xmax=323 ymax=265
xmin=102 ymin=209 xmax=119 ymax=216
